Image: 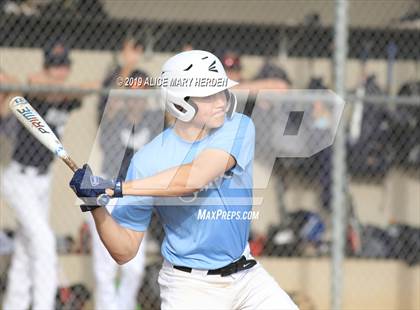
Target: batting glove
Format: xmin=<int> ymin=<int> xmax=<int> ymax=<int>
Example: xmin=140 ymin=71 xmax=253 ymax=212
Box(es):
xmin=69 ymin=164 xmax=123 ymax=199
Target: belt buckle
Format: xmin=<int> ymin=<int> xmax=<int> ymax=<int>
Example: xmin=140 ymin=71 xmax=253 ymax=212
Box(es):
xmin=219 ymin=256 xmax=245 ymax=277
xmin=220 ymin=264 xmax=239 ymax=277
xmin=220 ymin=257 xmax=256 ymax=277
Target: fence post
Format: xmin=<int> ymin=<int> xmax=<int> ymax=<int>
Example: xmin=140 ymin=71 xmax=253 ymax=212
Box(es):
xmin=332 ymin=0 xmax=349 ymax=309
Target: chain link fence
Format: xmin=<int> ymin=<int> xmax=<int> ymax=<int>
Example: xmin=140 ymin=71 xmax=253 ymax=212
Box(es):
xmin=0 ymin=1 xmax=419 ymax=309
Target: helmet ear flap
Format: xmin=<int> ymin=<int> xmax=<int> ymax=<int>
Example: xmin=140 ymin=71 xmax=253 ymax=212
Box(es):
xmin=162 ymin=88 xmax=198 ymax=122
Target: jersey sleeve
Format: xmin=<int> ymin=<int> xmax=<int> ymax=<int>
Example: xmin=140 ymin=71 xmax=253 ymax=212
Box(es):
xmin=111 ymin=156 xmax=154 ymax=232
xmin=206 ymin=113 xmax=255 ymax=175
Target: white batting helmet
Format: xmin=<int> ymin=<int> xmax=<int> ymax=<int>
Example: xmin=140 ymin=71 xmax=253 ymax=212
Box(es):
xmin=161 ymin=50 xmax=238 ymax=122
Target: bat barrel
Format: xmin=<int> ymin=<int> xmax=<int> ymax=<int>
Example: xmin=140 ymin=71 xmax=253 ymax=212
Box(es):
xmin=9 ymin=96 xmax=111 ymax=207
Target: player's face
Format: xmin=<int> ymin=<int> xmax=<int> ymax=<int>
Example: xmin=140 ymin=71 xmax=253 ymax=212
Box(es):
xmin=191 ymin=91 xmax=227 ymax=128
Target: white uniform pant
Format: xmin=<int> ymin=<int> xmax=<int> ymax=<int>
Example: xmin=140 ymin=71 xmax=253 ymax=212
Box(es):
xmin=87 ymin=201 xmax=147 ymax=310
xmin=159 ymin=260 xmax=298 ymax=310
xmin=1 ymin=161 xmax=57 ymax=310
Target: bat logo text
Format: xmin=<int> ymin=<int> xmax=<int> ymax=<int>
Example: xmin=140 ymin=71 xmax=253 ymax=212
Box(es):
xmin=17 ymin=106 xmax=50 ymax=134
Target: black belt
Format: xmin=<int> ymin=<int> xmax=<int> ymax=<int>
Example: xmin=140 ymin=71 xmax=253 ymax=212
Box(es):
xmin=18 ymin=164 xmax=49 ymax=175
xmin=173 ymin=256 xmax=257 ymax=277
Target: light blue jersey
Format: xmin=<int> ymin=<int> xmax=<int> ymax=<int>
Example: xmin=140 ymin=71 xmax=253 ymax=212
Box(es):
xmin=112 ymin=112 xmax=255 ymax=269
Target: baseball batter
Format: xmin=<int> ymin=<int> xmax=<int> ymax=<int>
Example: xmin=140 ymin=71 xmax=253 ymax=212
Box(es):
xmin=70 ymin=50 xmax=298 ymax=309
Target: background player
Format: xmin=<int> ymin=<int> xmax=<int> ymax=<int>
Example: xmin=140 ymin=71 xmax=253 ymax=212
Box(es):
xmin=1 ymin=41 xmax=85 ymax=310
xmin=70 ymin=50 xmax=298 ymax=309
xmin=90 ymin=65 xmax=160 ymax=309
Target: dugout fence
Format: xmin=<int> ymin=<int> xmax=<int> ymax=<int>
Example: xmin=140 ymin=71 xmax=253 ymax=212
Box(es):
xmin=0 ymin=1 xmax=419 ymax=309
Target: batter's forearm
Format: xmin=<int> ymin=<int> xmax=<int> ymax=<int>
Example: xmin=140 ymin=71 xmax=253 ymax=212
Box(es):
xmin=120 ymin=163 xmax=201 ymax=197
xmin=104 ymin=150 xmax=235 ymax=198
xmin=91 ymin=207 xmax=142 ymax=264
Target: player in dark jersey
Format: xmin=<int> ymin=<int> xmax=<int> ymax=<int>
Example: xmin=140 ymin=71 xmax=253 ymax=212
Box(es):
xmin=91 ymin=43 xmax=161 ymax=308
xmin=2 ymin=41 xmax=85 ymax=310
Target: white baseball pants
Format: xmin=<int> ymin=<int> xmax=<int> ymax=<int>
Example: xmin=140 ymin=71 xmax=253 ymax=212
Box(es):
xmin=1 ymin=161 xmax=57 ymax=310
xmin=87 ymin=201 xmax=147 ymax=310
xmin=158 ymin=260 xmax=298 ymax=310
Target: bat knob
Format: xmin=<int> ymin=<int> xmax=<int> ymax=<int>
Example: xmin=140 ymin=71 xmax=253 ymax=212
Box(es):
xmin=97 ymin=194 xmax=110 ymax=207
